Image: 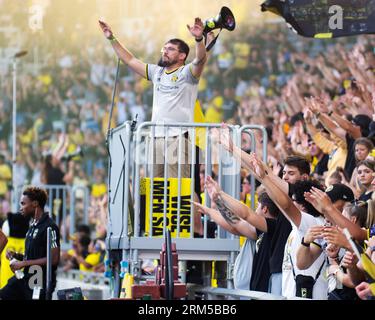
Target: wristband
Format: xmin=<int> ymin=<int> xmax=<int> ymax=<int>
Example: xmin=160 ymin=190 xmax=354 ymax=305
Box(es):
xmin=301 ymin=237 xmax=311 ymax=248
xmin=195 ymin=37 xmax=203 ymax=42
xmin=107 ymin=34 xmax=116 ymax=41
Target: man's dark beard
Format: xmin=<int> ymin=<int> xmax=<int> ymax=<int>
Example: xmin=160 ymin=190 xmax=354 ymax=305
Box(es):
xmin=158 ymin=57 xmax=173 ymax=67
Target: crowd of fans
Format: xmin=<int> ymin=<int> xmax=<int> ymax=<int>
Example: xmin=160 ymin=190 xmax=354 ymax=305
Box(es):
xmin=0 ymin=3 xmax=375 ymax=298
xmin=192 ymin=26 xmax=375 ymax=300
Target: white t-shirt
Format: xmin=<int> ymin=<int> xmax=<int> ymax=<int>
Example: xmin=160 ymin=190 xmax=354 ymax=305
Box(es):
xmin=147 ymin=63 xmax=199 ymax=137
xmin=282 ymin=212 xmax=328 ymax=300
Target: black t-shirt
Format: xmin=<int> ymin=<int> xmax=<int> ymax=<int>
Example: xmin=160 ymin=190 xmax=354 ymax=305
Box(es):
xmin=7 ymin=213 xmax=29 ymax=238
xmin=344 ymin=134 xmax=356 ymax=179
xmin=250 ymin=221 xmax=275 ymax=292
xmin=358 ymin=190 xmax=373 ymax=202
xmin=267 ymin=213 xmax=292 ymax=274
xmin=313 ymin=154 xmax=329 ymax=176
xmin=47 ymin=166 xmax=65 ymax=185
xmin=24 ymin=213 xmax=61 ymax=289
xmin=186 ymin=225 xmax=217 ymax=284
xmin=328 ymin=286 xmax=359 ymax=300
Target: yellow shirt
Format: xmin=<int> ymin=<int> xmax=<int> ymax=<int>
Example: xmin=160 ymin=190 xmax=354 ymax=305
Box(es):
xmin=312 ymin=132 xmax=347 ymax=186
xmin=233 ymin=43 xmax=250 ymax=69
xmin=91 ymin=183 xmax=107 ymax=198
xmin=198 ymin=77 xmax=207 ymax=92
xmin=79 ymin=252 xmax=101 ymax=272
xmin=0 ymin=164 xmax=12 ymax=196
xmin=0 ymin=237 xmax=25 ymax=288
xmin=68 ymin=131 xmax=84 ymax=147
xmin=310 ymin=156 xmax=319 ymax=175
xmin=205 ymin=106 xmax=223 ymax=124
xmin=205 ymin=96 xmax=224 ymax=124
xmin=19 ymin=130 xmax=34 ymax=146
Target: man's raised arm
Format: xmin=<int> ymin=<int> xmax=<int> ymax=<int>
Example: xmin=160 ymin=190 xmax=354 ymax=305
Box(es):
xmin=187 ymin=18 xmax=207 ymax=79
xmin=99 ymin=20 xmax=147 ymax=78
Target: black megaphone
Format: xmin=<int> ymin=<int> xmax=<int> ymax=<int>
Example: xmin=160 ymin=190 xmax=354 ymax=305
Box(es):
xmin=203 ymin=6 xmax=236 ymax=35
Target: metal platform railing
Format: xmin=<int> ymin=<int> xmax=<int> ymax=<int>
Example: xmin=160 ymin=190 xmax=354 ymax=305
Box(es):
xmin=187 ymin=285 xmax=309 ymax=300
xmin=106 ymin=122 xmax=268 ymax=295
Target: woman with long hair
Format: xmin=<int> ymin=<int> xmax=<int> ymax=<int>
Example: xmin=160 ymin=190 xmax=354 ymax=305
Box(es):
xmin=356 ymin=159 xmax=375 ymax=201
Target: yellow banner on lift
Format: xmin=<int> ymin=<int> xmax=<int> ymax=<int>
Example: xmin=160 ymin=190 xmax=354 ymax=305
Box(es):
xmin=140 ymin=177 xmax=192 ymax=238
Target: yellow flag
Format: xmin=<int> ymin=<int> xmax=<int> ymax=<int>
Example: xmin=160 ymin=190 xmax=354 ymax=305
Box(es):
xmin=361 ymin=253 xmax=375 ymax=281
xmin=371 ymin=283 xmax=375 ymax=296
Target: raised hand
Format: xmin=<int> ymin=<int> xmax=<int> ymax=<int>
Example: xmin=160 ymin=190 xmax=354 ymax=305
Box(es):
xmin=99 ymin=20 xmax=114 ymax=39
xmin=305 ymin=97 xmax=319 ymax=115
xmin=249 ymin=153 xmax=267 ymax=180
xmin=304 ymin=225 xmax=324 ymax=244
xmin=304 ymin=187 xmax=333 ymax=215
xmin=308 ymin=97 xmax=320 ymax=114
xmin=323 ymin=226 xmax=349 ymax=249
xmin=365 ymin=236 xmax=375 ymax=256
xmin=205 ymin=176 xmax=222 ymax=202
xmin=341 ymin=251 xmax=358 ymax=269
xmin=187 ymin=17 xmax=204 ymax=39
xmin=98 ymin=194 xmax=108 ymax=208
xmin=303 ymin=103 xmax=313 ymax=124
xmin=316 ymin=96 xmax=329 ymax=114
xmin=356 ymin=282 xmax=373 ymax=300
xmin=211 ymin=125 xmax=233 ymax=152
xmin=325 ymin=243 xmax=340 ymax=259
xmin=191 ymin=201 xmax=209 ymax=215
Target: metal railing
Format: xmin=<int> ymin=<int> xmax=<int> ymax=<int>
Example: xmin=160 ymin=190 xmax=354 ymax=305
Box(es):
xmin=238 ymin=125 xmax=268 ymax=209
xmin=187 ymin=285 xmax=309 ymax=300
xmin=106 ymin=122 xmax=268 ymax=290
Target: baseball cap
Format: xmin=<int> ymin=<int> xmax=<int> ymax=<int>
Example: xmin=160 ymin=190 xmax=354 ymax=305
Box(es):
xmin=325 ymin=184 xmax=355 ymax=203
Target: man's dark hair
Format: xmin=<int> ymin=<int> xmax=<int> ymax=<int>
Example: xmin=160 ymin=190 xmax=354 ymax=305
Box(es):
xmin=79 ymin=234 xmax=91 ymax=248
xmin=167 ymin=38 xmax=190 ymax=61
xmin=258 ymin=192 xmax=280 ymax=218
xmin=23 ymin=187 xmax=48 ymax=209
xmin=291 ymin=180 xmax=324 ymax=217
xmin=290 ymin=112 xmax=304 ymax=127
xmin=284 ymin=155 xmax=310 ymax=175
xmin=77 ymin=224 xmax=91 ymax=236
